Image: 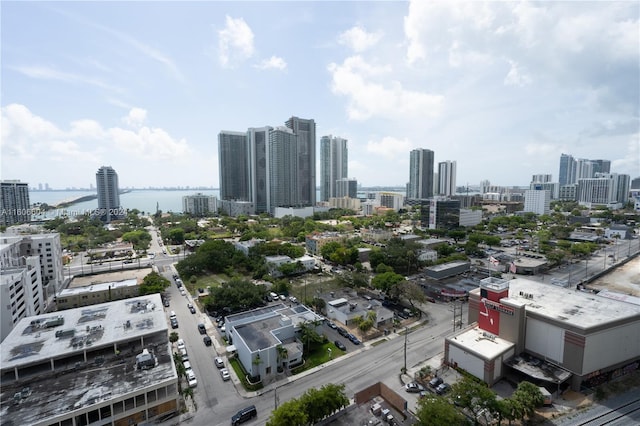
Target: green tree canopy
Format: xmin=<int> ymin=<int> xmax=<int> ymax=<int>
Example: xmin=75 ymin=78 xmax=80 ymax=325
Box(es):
xmin=415 ymin=395 xmax=467 ymax=426
xmin=139 ymin=272 xmax=170 ymax=295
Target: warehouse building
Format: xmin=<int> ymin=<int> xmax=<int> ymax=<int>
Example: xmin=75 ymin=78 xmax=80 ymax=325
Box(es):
xmin=445 ymin=277 xmax=640 ymax=391
xmin=0 ymin=294 xmax=179 ymax=426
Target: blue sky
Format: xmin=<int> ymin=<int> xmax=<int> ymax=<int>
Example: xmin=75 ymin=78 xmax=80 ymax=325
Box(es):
xmin=2 ymin=1 xmax=638 ymax=190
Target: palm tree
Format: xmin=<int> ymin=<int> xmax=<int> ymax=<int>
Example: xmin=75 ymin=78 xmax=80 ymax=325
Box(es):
xmin=276 ymin=345 xmax=288 ymax=371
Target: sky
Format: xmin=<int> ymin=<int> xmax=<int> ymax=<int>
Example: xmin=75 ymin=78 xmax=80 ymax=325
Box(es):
xmin=1 ymin=1 xmax=639 ymax=190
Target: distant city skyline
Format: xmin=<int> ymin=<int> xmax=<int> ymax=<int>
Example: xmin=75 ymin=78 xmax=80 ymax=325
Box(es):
xmin=1 ymin=2 xmax=638 ymax=189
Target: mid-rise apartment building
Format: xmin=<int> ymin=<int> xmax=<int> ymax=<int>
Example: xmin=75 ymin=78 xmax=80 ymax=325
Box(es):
xmin=182 ymin=193 xmax=217 ymax=216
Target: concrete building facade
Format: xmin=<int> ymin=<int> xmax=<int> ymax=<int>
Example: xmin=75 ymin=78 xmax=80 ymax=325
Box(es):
xmin=320 ymin=135 xmax=348 ymax=202
xmin=182 ymin=193 xmax=217 ymax=216
xmin=0 ymin=294 xmax=179 ymax=426
xmin=445 ymin=277 xmax=640 ymax=391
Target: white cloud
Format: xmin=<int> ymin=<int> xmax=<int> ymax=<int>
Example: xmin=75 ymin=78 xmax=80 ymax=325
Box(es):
xmin=328 ymin=56 xmax=443 ymax=121
xmin=109 ymin=126 xmax=189 ymax=161
xmin=1 ymin=104 xmax=190 ymax=168
xmin=122 ymin=108 xmax=148 ymax=128
xmin=366 ymin=136 xmax=414 ymax=159
xmin=338 ymin=26 xmax=382 ymax=52
xmin=10 ymin=65 xmax=122 ymax=92
xmin=504 ymin=60 xmax=532 ymax=87
xmin=254 ymin=56 xmax=287 ymax=71
xmin=218 ymin=16 xmax=255 ymax=68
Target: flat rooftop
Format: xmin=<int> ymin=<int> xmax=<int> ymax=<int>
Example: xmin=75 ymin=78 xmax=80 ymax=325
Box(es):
xmin=0 ymin=294 xmax=176 ymax=425
xmin=426 ymin=260 xmax=469 ymax=272
xmin=58 ymin=278 xmax=138 ymax=295
xmin=504 ymin=278 xmax=640 ymax=329
xmin=448 ymin=326 xmax=515 ymax=360
xmin=1 ymin=294 xmax=168 ymax=371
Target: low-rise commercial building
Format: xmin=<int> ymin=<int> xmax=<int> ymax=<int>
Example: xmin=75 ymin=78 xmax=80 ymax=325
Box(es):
xmin=55 ymin=279 xmax=139 ymax=310
xmin=223 ymin=303 xmax=323 ymax=380
xmin=445 ymin=277 xmax=640 ymax=391
xmin=0 ymin=294 xmax=179 ymax=426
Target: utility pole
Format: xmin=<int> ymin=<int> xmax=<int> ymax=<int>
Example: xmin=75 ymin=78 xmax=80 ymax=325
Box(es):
xmin=403 ymin=326 xmax=408 ymax=374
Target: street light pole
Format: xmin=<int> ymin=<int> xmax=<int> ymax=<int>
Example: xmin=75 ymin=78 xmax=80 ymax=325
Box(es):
xmin=403 ymin=326 xmax=408 ymax=374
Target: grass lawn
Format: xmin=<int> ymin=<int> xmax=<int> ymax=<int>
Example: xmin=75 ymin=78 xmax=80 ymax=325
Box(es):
xmin=229 ymin=357 xmax=263 ymax=391
xmin=291 ymin=341 xmax=343 ymax=375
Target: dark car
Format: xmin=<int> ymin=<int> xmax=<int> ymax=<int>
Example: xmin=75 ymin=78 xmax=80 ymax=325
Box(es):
xmin=435 ymin=383 xmax=450 ymax=395
xmin=163 ymin=299 xmax=170 ymax=307
xmin=429 ymin=377 xmax=443 ymax=388
xmin=231 ymin=405 xmax=257 ymax=425
xmin=197 ymin=323 xmax=206 ymax=334
xmin=334 ymin=340 xmax=346 ymax=351
xmin=203 ymin=335 xmax=212 ymax=346
xmin=170 ymin=318 xmax=179 ymax=329
xmin=187 ymin=303 xmax=196 ymax=314
xmin=347 ymin=334 xmax=361 ymax=345
xmin=337 ymin=327 xmax=348 ymax=337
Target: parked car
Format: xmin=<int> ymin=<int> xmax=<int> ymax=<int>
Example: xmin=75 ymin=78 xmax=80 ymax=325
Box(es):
xmin=197 ymin=323 xmax=206 ymax=334
xmin=435 ymin=383 xmax=450 ymax=395
xmin=429 ymin=377 xmax=443 ymax=388
xmin=180 ymin=289 xmax=186 ymax=296
xmin=183 ymin=360 xmax=191 ymax=370
xmin=220 ymin=368 xmax=231 ymax=381
xmin=334 ymin=340 xmax=346 ymax=351
xmin=347 ymin=334 xmax=361 ymax=345
xmin=203 ymin=336 xmax=212 ymax=346
xmin=405 ymin=382 xmax=425 ymax=393
xmin=170 ymin=318 xmax=179 ymax=329
xmin=187 ymin=370 xmax=197 ymax=387
xmin=214 ymin=357 xmax=225 ymax=369
xmin=187 ymin=303 xmax=196 ymax=314
xmin=163 ymin=298 xmax=170 ymax=307
xmin=176 ymin=339 xmax=185 ymax=351
xmin=337 ymin=327 xmax=348 ymax=337
xmin=327 ymin=322 xmax=338 ymax=329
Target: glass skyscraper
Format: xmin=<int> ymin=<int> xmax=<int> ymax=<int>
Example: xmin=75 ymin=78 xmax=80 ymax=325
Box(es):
xmin=96 ymin=166 xmax=121 ymax=222
xmin=408 ymin=148 xmax=434 ymax=199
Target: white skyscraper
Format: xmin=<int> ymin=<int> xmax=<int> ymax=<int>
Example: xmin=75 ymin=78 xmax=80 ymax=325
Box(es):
xmin=320 ymin=135 xmax=348 ymax=201
xmin=524 ymin=187 xmax=551 ymax=215
xmin=438 ymin=161 xmax=457 ymax=196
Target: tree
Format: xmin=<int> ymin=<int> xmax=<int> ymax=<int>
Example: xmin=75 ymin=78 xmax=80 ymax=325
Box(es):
xmin=298 ymin=321 xmax=324 ymax=354
xmin=450 ymin=375 xmax=497 ymax=424
xmin=512 ymin=381 xmax=544 ymax=420
xmin=266 ymin=398 xmax=307 ymax=426
xmin=276 ymin=345 xmax=288 ymax=370
xmin=415 ymin=395 xmax=466 ymax=426
xmin=139 ymin=272 xmax=170 ymax=295
xmin=169 ymin=332 xmax=179 ymax=344
xmin=371 ymin=271 xmax=405 ymax=297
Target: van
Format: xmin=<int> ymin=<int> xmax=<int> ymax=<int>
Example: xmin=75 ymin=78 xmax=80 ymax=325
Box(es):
xmin=231 ymin=405 xmax=257 ymax=425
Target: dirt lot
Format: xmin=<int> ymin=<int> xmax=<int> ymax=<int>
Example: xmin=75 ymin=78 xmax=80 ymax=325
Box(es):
xmin=588 ymin=256 xmax=640 ymax=296
xmin=69 ymin=267 xmax=152 ymax=287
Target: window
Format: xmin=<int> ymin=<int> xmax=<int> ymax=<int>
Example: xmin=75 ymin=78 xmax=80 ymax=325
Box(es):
xmin=124 ymin=397 xmax=134 ymax=411
xmin=135 ymin=394 xmax=145 ymax=407
xmin=146 ymin=390 xmax=156 ymax=403
xmin=113 ymin=401 xmax=124 ymax=414
xmin=100 ymin=405 xmax=111 ymax=419
xmin=87 ymin=409 xmax=99 ymax=423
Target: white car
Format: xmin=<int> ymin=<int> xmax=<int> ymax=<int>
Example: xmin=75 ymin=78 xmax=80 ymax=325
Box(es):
xmin=187 ymin=370 xmax=197 ymax=387
xmin=183 ymin=360 xmax=191 ymax=370
xmin=177 ymin=339 xmax=185 ymax=351
xmin=180 ymin=289 xmax=186 ymax=296
xmin=220 ymin=368 xmax=231 ymax=381
xmin=214 ymin=357 xmax=225 ymax=369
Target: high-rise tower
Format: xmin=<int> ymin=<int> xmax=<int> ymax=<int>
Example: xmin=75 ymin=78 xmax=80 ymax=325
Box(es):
xmin=408 ymin=149 xmax=434 ymax=199
xmin=437 ymin=160 xmax=457 ymax=196
xmin=320 ymin=135 xmax=348 ymax=202
xmin=218 ymin=131 xmax=250 ymax=202
xmin=285 ymin=116 xmax=316 ymax=206
xmin=559 ymin=153 xmax=576 ymax=186
xmin=268 ymin=126 xmax=299 ymax=209
xmin=247 ymin=127 xmax=272 ymax=214
xmin=0 ymin=180 xmax=30 ymax=226
xmin=95 ymin=166 xmax=121 ymax=222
